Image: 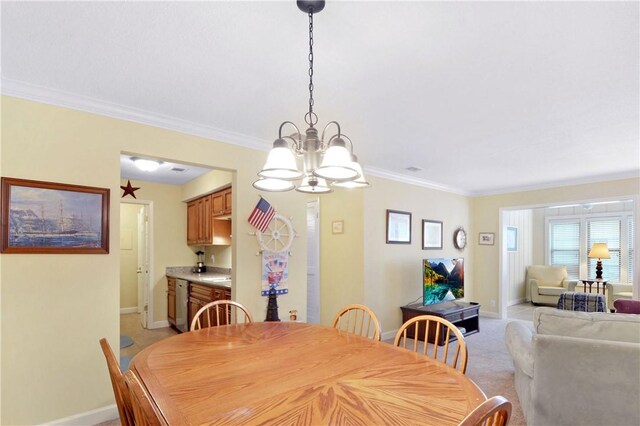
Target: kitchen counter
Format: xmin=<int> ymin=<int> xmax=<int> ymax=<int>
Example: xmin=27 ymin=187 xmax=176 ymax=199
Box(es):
xmin=166 ymin=267 xmax=231 ymax=288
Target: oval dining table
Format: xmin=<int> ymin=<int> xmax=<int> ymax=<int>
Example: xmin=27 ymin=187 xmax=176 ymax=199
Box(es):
xmin=131 ymin=321 xmax=486 ymax=425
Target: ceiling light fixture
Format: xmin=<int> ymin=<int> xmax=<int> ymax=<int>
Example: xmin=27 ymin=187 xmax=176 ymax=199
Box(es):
xmin=253 ymin=0 xmax=368 ymax=194
xmin=131 ymin=157 xmax=162 ymax=172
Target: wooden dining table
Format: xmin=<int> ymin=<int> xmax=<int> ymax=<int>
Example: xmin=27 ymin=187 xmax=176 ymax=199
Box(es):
xmin=131 ymin=321 xmax=486 ymax=425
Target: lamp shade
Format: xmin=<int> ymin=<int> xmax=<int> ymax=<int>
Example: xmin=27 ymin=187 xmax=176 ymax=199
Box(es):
xmin=296 ymin=176 xmax=332 ymax=193
xmin=588 ymin=243 xmax=610 ymax=259
xmin=314 ymin=138 xmax=359 ymax=181
xmin=332 ymin=159 xmax=370 ymax=188
xmin=252 ymin=178 xmax=296 ymax=192
xmin=258 ymin=139 xmax=304 ymax=180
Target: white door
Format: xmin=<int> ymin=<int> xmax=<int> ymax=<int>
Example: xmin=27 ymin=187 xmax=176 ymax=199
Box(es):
xmin=307 ymin=199 xmax=320 ymax=323
xmin=137 ymin=206 xmax=150 ymax=328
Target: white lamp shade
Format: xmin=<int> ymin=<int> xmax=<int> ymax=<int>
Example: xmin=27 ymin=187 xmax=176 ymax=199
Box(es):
xmin=252 ymin=178 xmax=296 ymax=192
xmin=588 ymin=243 xmax=611 ymax=259
xmin=133 ymin=158 xmax=161 ymax=172
xmin=296 ymin=176 xmax=332 ymax=193
xmin=332 ymin=162 xmax=370 ymax=188
xmin=314 ymin=144 xmax=359 ymax=181
xmin=258 ymin=146 xmax=303 ymax=180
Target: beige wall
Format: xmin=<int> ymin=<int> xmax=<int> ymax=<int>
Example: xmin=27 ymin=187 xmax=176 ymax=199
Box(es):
xmin=0 ymin=96 xmax=307 ymax=424
xmin=318 ymin=190 xmax=365 ymax=325
xmin=363 ymin=176 xmax=473 ymax=337
xmin=505 ymin=209 xmax=533 ymax=304
xmin=472 ymin=178 xmax=640 ymax=315
xmin=119 ymin=203 xmax=141 ymax=309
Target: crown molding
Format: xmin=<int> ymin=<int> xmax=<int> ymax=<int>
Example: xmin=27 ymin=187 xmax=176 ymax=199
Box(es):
xmin=364 ymin=166 xmax=471 ymax=196
xmin=1 ymin=78 xmax=272 ymax=152
xmin=469 ymin=170 xmax=640 ymax=197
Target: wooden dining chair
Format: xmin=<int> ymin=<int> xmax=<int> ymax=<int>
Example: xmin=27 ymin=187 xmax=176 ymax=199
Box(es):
xmin=332 ymin=304 xmax=382 ymax=341
xmin=123 ymin=370 xmax=168 ymax=426
xmin=458 ymin=395 xmax=512 ymax=426
xmin=99 ymin=338 xmax=134 ymax=426
xmin=190 ymin=300 xmax=254 ymax=331
xmin=393 ymin=314 xmax=468 ymax=373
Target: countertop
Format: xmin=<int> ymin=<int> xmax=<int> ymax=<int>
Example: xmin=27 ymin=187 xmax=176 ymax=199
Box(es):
xmin=166 ymin=267 xmax=231 ymax=288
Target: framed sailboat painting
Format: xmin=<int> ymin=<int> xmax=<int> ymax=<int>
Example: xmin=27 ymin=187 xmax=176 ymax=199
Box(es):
xmin=1 ymin=177 xmax=110 ymax=254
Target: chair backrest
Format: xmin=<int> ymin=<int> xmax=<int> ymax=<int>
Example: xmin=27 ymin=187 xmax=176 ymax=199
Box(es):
xmin=190 ymin=300 xmax=254 ymax=331
xmin=393 ymin=314 xmax=468 ymax=373
xmin=99 ymin=338 xmax=134 ymax=426
xmin=526 ymin=265 xmax=567 ymax=283
xmin=458 ymin=395 xmax=512 ymax=426
xmin=123 ymin=370 xmax=168 ymax=426
xmin=614 ymin=299 xmax=640 ymax=314
xmin=332 ymin=304 xmax=382 ymax=341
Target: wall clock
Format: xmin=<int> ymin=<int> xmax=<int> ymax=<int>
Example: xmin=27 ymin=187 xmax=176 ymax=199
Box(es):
xmin=454 ymin=227 xmax=467 ymax=250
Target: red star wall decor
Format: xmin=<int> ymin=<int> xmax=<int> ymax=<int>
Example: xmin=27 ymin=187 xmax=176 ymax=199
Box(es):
xmin=121 ymin=180 xmax=140 ymax=199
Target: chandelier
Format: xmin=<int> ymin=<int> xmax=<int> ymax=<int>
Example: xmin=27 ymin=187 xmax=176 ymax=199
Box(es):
xmin=253 ymin=0 xmax=370 ymax=194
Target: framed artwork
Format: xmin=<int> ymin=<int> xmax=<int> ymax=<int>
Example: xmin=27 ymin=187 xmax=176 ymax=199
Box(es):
xmin=479 ymin=232 xmax=495 ymax=245
xmin=386 ymin=209 xmax=411 ymax=244
xmin=422 ymin=219 xmax=443 ymax=249
xmin=1 ymin=177 xmax=110 ymax=254
xmin=332 ymin=220 xmax=344 ymax=234
xmin=506 ymin=227 xmax=518 ymax=251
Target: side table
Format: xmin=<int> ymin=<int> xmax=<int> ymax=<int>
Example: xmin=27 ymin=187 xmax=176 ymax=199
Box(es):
xmin=579 ymin=279 xmax=608 ymax=295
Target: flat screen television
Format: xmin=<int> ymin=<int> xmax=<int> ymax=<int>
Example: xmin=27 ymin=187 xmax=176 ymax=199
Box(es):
xmin=423 ymin=258 xmax=464 ymax=305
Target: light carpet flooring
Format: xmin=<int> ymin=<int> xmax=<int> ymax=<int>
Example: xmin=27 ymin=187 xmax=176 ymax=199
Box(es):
xmin=100 ymin=309 xmax=534 ymax=425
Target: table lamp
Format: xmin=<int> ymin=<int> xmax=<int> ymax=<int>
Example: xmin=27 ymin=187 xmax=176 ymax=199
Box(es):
xmin=588 ymin=243 xmax=610 ymax=280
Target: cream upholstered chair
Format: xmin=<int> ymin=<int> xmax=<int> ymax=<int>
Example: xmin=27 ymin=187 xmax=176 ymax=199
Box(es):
xmin=459 ymin=395 xmax=512 ymax=426
xmin=123 ymin=370 xmax=168 ymax=426
xmin=190 ymin=300 xmax=253 ymax=331
xmin=526 ymin=265 xmax=577 ymax=305
xmin=393 ymin=315 xmax=468 ymax=373
xmin=332 ymin=304 xmax=382 ymax=341
xmin=99 ymin=338 xmax=134 ymax=426
xmin=606 ymin=283 xmax=633 ymax=312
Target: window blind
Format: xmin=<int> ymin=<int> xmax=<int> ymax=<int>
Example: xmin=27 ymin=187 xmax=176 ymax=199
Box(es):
xmin=550 ymin=221 xmax=580 ymax=279
xmin=628 ymin=216 xmax=634 ymax=284
xmin=587 ymin=219 xmax=621 ymax=282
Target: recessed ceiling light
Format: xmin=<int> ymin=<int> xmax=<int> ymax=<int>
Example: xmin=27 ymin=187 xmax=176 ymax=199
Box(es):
xmin=405 ymin=166 xmax=422 ymax=172
xmin=131 ymin=157 xmax=162 ymax=172
xmin=171 ymin=167 xmax=186 ymax=172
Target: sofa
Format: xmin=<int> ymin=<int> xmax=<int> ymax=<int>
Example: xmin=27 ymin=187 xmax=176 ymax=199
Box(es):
xmin=606 ymin=283 xmax=633 ymax=312
xmin=505 ymin=307 xmax=640 ymax=426
xmin=526 ymin=265 xmax=578 ymax=305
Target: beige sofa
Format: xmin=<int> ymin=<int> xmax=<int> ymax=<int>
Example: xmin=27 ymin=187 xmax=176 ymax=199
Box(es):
xmin=527 ymin=265 xmax=578 ymax=305
xmin=506 ymin=308 xmax=640 ymax=426
xmin=606 ymin=283 xmax=633 ymax=312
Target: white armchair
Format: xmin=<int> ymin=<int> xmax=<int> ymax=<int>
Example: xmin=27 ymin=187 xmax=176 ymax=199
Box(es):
xmin=526 ymin=265 xmax=577 ymax=305
xmin=606 ymin=283 xmax=633 ymax=312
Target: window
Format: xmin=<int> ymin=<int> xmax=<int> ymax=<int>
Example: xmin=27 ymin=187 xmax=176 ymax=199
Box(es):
xmin=547 ymin=212 xmax=634 ymax=283
xmin=549 ymin=221 xmax=580 ymax=279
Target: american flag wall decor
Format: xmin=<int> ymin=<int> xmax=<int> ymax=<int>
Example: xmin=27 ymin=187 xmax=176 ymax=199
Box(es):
xmin=248 ymin=198 xmax=276 ymax=233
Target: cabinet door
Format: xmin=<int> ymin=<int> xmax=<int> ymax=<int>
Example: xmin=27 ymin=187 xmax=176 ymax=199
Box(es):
xmin=200 ymin=195 xmax=212 ymax=243
xmin=223 ymin=188 xmax=232 ymax=214
xmin=212 ymin=191 xmax=225 ymax=217
xmin=167 ymin=285 xmax=176 ymax=327
xmin=187 ymin=201 xmax=199 ymax=245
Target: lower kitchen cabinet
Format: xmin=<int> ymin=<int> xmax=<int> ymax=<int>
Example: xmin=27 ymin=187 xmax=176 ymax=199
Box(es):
xmin=167 ymin=277 xmax=176 ymax=327
xmin=187 ymin=283 xmax=231 ymax=330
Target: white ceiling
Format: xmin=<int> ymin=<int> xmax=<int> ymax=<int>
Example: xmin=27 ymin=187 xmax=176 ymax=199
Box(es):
xmin=2 ymin=1 xmax=638 ymax=194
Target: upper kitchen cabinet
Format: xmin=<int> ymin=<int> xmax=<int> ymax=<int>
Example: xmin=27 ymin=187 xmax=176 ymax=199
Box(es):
xmin=187 ymin=187 xmax=232 ymax=246
xmin=212 ymin=187 xmax=232 ymax=217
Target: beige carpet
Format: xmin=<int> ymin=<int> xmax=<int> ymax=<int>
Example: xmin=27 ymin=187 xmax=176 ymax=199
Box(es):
xmin=99 ymin=315 xmax=527 ymax=425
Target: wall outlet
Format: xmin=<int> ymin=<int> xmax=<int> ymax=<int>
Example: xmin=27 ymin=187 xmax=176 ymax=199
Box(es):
xmin=491 ymin=299 xmax=496 ymax=307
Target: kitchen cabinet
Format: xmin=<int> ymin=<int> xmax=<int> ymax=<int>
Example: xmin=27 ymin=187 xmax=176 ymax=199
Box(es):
xmin=187 ymin=283 xmax=232 ymax=329
xmin=167 ymin=277 xmax=176 ymax=327
xmin=187 ymin=190 xmax=231 ymax=246
xmin=212 ymin=187 xmax=232 ymax=217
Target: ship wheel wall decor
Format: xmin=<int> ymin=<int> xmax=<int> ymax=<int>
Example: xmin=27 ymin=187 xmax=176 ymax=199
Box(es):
xmin=256 ymin=213 xmax=295 ymax=253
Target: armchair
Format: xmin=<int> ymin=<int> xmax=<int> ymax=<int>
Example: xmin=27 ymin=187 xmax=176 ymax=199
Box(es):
xmin=526 ymin=265 xmax=577 ymax=306
xmin=605 ymin=283 xmax=633 ymax=312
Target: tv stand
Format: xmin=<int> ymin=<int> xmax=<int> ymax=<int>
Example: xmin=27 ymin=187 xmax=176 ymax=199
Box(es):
xmin=400 ymin=301 xmax=480 ymax=346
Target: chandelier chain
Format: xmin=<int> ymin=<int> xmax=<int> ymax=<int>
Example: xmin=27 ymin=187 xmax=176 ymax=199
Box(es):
xmin=305 ymin=11 xmax=318 ymax=127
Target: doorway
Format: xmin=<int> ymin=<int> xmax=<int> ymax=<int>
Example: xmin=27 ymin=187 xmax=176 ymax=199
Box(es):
xmin=120 ymin=201 xmax=152 ymax=329
xmin=307 ymin=199 xmax=320 ymax=323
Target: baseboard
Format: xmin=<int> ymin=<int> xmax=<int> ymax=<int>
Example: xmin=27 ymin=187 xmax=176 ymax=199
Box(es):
xmin=149 ymin=320 xmax=170 ymax=329
xmin=43 ymin=404 xmax=118 ymax=425
xmin=120 ymin=306 xmax=138 ymax=314
xmin=508 ymin=298 xmax=527 ymax=306
xmin=381 ymin=329 xmax=398 ymax=342
xmin=480 ymin=311 xmax=501 ymax=319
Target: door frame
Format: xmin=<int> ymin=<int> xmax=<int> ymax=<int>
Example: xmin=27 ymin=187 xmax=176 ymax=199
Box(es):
xmin=121 ymin=199 xmax=155 ymax=328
